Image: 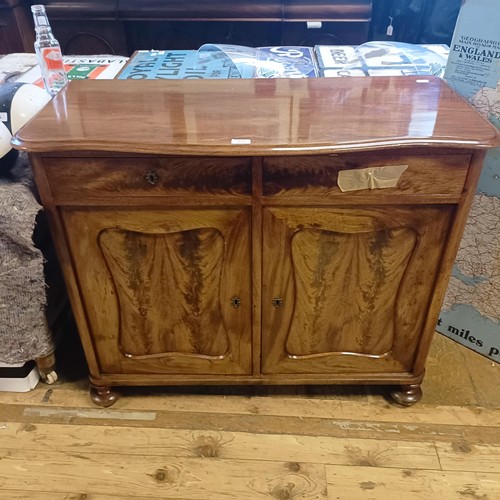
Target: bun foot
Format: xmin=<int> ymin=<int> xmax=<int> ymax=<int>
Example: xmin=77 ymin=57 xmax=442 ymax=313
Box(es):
xmin=36 ymin=352 xmax=58 ymax=385
xmin=390 ymin=384 xmax=423 ymax=406
xmin=90 ymin=384 xmax=119 ymax=407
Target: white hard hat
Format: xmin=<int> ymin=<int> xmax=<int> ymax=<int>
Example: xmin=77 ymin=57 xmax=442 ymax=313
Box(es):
xmin=10 ymin=83 xmax=50 ymax=135
xmin=0 ymin=82 xmax=50 ymax=173
xmin=0 ymin=121 xmax=12 ymax=159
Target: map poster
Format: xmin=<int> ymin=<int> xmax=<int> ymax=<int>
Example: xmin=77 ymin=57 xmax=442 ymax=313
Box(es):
xmin=438 ymin=0 xmax=500 ymax=363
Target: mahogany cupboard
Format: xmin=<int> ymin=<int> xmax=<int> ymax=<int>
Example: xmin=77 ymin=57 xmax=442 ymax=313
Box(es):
xmin=13 ymin=77 xmax=499 ymax=406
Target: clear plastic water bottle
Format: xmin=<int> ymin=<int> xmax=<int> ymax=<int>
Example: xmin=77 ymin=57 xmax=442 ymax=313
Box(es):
xmin=31 ymin=4 xmax=68 ymax=96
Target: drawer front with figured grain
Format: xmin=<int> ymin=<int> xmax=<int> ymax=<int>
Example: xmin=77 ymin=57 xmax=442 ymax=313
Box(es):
xmin=263 ymin=153 xmax=471 ymax=200
xmin=45 ymin=156 xmax=253 ymax=203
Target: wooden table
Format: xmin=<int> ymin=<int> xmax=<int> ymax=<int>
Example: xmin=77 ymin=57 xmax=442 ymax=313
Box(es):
xmin=13 ymin=77 xmax=499 ymax=406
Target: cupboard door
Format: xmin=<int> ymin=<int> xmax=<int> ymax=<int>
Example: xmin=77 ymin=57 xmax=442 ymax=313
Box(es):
xmin=62 ymin=208 xmax=252 ymax=375
xmin=261 ymin=206 xmax=455 ymax=375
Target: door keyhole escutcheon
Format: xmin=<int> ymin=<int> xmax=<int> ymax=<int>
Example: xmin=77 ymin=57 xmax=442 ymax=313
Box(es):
xmin=272 ymin=297 xmax=283 ymax=308
xmin=144 ymin=170 xmax=159 ymax=185
xmin=230 ymin=296 xmax=241 ymax=308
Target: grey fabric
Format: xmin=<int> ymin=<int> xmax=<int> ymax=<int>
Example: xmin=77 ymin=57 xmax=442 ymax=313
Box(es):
xmin=0 ymin=153 xmax=54 ymax=364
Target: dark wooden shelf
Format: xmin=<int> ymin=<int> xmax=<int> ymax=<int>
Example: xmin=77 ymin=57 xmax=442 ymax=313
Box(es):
xmin=0 ymin=1 xmax=372 ymax=56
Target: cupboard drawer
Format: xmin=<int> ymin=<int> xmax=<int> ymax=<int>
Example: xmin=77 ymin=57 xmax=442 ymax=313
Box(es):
xmin=44 ymin=156 xmax=252 ymax=202
xmin=263 ymin=153 xmax=471 ymax=199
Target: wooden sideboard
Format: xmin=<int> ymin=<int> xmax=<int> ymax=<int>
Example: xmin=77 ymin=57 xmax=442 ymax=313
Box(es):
xmin=12 ymin=77 xmax=499 ymax=407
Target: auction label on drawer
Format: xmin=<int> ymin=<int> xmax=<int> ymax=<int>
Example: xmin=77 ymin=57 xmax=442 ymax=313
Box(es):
xmin=337 ymin=165 xmax=408 ymax=192
xmin=231 ymin=138 xmax=252 ymax=145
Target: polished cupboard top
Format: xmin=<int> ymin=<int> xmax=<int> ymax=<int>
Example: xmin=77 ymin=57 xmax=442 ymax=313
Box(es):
xmin=12 ymin=76 xmax=500 ymax=156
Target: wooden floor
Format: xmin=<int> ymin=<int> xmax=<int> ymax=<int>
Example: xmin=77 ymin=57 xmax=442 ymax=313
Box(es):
xmin=0 ymin=333 xmax=499 ymax=499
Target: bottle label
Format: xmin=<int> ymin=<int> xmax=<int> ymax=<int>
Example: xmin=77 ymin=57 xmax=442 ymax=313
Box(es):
xmin=41 ymin=47 xmax=64 ymax=71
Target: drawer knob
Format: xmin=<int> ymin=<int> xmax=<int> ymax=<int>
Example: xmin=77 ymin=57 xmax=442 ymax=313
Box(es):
xmin=230 ymin=296 xmax=241 ymax=308
xmin=272 ymin=297 xmax=283 ymax=308
xmin=144 ymin=170 xmax=159 ymax=185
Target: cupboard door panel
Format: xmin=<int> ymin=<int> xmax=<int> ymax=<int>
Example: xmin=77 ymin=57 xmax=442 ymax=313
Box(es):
xmin=286 ymin=226 xmax=417 ymax=356
xmin=99 ymin=227 xmax=229 ymax=358
xmin=62 ymin=208 xmax=252 ymax=375
xmin=261 ymin=206 xmax=455 ymax=375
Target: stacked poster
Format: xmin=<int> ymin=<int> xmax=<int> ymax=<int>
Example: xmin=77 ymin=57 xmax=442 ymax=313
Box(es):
xmin=438 ymin=0 xmax=500 ymax=363
xmin=117 ymin=50 xmax=242 ymax=79
xmin=198 ymin=45 xmax=318 ymax=78
xmin=315 ymin=42 xmax=449 ymax=77
xmin=16 ymin=55 xmax=129 ymax=86
xmin=117 ymin=46 xmax=318 ymax=80
xmin=0 ymin=53 xmax=38 ymax=84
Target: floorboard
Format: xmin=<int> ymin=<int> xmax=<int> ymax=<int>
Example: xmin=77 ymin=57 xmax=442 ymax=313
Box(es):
xmin=0 ymin=333 xmax=498 ymax=499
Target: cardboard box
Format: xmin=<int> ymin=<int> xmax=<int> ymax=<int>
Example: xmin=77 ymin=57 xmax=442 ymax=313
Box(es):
xmin=438 ymin=0 xmax=500 ymax=363
xmin=0 ymin=361 xmax=39 ymax=392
